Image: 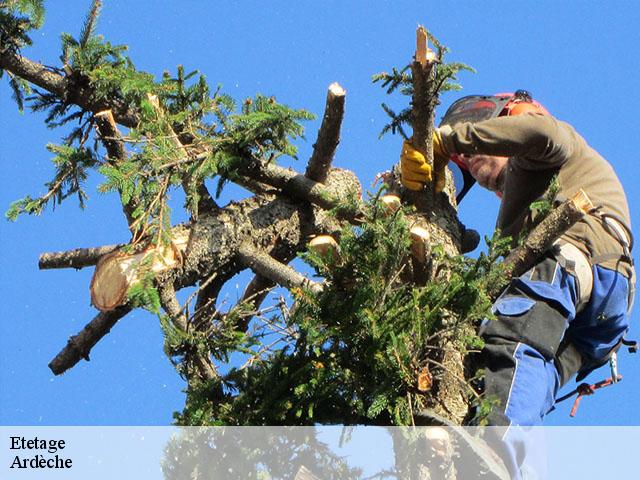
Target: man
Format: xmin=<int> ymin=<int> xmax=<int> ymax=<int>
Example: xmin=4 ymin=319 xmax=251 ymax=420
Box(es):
xmin=401 ymin=91 xmax=635 ymax=477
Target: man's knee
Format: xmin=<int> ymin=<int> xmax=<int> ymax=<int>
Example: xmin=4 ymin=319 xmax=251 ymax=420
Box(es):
xmin=481 ymin=292 xmax=568 ymax=360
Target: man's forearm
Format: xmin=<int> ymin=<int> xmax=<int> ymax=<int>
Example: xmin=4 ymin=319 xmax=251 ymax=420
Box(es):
xmin=439 ymin=114 xmax=572 ymax=169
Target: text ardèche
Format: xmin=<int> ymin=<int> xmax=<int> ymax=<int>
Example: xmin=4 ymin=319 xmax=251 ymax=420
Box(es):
xmin=8 ymin=436 xmax=73 ymax=469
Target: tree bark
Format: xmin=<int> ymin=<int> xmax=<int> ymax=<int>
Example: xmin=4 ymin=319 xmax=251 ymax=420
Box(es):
xmin=39 ymin=244 xmax=122 ymax=270
xmin=405 ymin=26 xmax=468 ymax=425
xmin=305 ymin=83 xmax=346 ymax=183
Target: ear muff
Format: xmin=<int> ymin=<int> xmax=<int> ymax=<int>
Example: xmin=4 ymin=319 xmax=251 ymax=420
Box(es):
xmin=506 ymin=101 xmax=549 ymax=116
xmin=496 ymin=90 xmax=550 ymax=117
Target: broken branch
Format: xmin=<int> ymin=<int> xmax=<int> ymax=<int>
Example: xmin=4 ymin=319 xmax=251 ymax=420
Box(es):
xmin=502 ymin=189 xmax=594 ymax=280
xmin=48 ymin=305 xmax=131 ymax=375
xmin=305 ymin=83 xmax=346 ymax=183
xmin=39 ymin=244 xmax=122 ymax=270
xmin=94 ymin=110 xmax=127 ymax=161
xmin=237 ymin=243 xmax=322 ymax=294
xmin=410 ymin=26 xmax=436 ymax=162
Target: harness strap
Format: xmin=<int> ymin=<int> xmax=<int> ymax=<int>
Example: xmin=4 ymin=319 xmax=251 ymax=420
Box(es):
xmin=551 ymin=209 xmax=635 ymax=418
xmin=553 ymin=240 xmax=593 ymax=312
xmin=555 ymin=375 xmax=623 ymax=417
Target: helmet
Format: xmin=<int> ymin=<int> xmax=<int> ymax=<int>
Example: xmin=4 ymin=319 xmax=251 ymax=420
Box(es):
xmin=441 ymin=90 xmax=549 ymax=202
xmin=440 ymin=90 xmax=549 ymax=128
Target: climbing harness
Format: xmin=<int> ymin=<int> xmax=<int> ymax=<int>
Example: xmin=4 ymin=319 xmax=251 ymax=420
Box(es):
xmin=552 ymin=207 xmax=636 ymax=416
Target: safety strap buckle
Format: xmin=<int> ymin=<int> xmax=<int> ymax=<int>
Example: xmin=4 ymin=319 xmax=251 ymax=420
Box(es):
xmin=622 ymin=338 xmax=638 ymax=354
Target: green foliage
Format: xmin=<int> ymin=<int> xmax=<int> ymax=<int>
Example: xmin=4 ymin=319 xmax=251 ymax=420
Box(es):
xmin=528 ymin=175 xmax=560 ymax=223
xmin=209 ymin=94 xmax=314 ymax=196
xmin=160 ymin=66 xmax=235 ymax=133
xmin=78 ymin=0 xmax=101 ymax=47
xmin=6 ymin=2 xmax=313 ymax=246
xmin=178 ymin=196 xmax=510 ymax=426
xmin=232 ymin=94 xmax=313 ymax=160
xmin=32 ymin=2 xmax=151 ymax=132
xmin=470 ymin=390 xmax=501 ymax=427
xmin=173 ymin=379 xmax=220 ymax=426
xmin=5 ymin=144 xmax=97 ymax=220
xmin=0 ymin=0 xmax=45 ymax=110
xmin=127 ymin=269 xmax=161 ymax=314
xmin=372 ymin=32 xmax=475 ymax=139
xmin=5 ymin=75 xmax=32 ymax=112
xmin=0 ymin=0 xmax=45 ymax=53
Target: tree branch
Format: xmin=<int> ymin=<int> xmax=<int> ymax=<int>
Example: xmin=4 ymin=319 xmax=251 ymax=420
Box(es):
xmin=94 ymin=110 xmax=127 ymax=160
xmin=503 ymin=189 xmax=594 ymax=280
xmin=406 ymin=26 xmax=439 ymax=213
xmin=193 ymin=275 xmax=226 ymax=328
xmin=236 ymin=243 xmax=322 ymax=294
xmin=241 ymin=274 xmax=275 ymax=310
xmin=243 ymin=163 xmax=362 ymax=221
xmin=232 ymin=254 xmax=292 ymax=332
xmin=2 ymin=52 xmax=358 ymax=218
xmin=46 ymin=189 xmax=329 ymax=375
xmin=39 ymin=244 xmax=122 ymax=270
xmin=0 ymin=52 xmax=65 ymax=95
xmin=305 ymin=83 xmax=345 ymax=183
xmin=410 ymin=26 xmax=436 ymax=164
xmin=94 ymin=110 xmax=139 ymax=230
xmin=0 ymin=52 xmax=139 ymax=127
xmin=48 ymin=305 xmax=131 ymax=375
xmin=247 ymin=164 xmax=338 ymax=210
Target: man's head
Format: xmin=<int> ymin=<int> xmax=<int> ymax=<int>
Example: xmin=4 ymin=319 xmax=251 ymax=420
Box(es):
xmin=442 ymin=90 xmax=549 ymax=195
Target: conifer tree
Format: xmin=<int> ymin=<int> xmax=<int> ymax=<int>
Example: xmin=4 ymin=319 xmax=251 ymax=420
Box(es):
xmin=1 ymin=1 xmax=588 ymax=435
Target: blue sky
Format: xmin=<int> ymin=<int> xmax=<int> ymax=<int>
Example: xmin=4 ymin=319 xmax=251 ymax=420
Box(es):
xmin=1 ymin=0 xmax=639 ymax=426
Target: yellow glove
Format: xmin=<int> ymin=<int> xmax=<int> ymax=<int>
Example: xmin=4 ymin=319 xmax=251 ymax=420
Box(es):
xmin=400 ymin=140 xmax=432 ymax=190
xmin=400 ymin=131 xmax=450 ymax=192
xmin=432 ymin=130 xmax=449 ymax=193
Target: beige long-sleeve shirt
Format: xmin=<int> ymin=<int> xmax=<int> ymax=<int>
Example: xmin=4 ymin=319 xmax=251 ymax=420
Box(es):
xmin=439 ymin=113 xmax=633 ymax=279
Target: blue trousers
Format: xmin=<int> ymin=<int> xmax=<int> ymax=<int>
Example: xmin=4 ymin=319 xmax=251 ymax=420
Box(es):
xmin=479 ymin=256 xmax=633 ymax=477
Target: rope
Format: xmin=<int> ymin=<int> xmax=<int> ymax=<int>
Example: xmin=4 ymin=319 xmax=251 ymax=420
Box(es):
xmin=555 ymin=375 xmax=622 ymax=417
